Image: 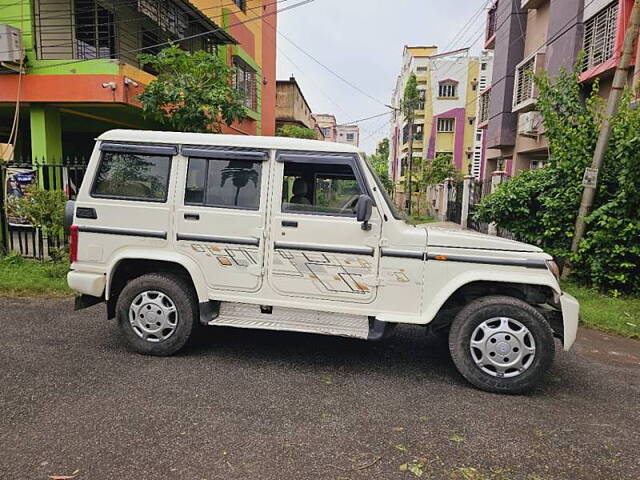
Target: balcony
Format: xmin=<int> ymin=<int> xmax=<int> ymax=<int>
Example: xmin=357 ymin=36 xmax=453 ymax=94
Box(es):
xmin=478 ymin=88 xmax=491 ymax=126
xmin=513 ymin=51 xmax=546 ymax=112
xmin=485 ymin=2 xmax=498 ymax=49
xmin=33 ymin=0 xmax=237 ymax=74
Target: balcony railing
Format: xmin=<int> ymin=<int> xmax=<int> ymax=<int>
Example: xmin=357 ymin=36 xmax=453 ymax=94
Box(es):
xmin=479 ymin=88 xmax=491 ymax=125
xmin=33 ymin=0 xmax=236 ymax=72
xmin=485 ymin=2 xmax=498 ymax=48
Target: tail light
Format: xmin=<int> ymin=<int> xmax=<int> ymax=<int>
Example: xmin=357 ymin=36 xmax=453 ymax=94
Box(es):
xmin=69 ymin=225 xmax=79 ymax=263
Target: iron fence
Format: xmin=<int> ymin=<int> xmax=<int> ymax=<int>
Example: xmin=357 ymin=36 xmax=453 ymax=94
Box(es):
xmin=1 ymin=160 xmax=89 ymax=259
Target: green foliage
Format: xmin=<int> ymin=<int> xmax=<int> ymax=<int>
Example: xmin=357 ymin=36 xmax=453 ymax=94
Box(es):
xmin=402 ymin=73 xmax=420 ymax=122
xmin=423 ymin=153 xmax=461 ymax=185
xmin=367 ymin=138 xmax=394 ymax=193
xmin=138 ymin=45 xmax=246 ymax=133
xmin=12 ymin=185 xmax=67 ymax=239
xmin=276 ymin=124 xmax=317 ymax=139
xmin=475 ymin=63 xmax=640 ymax=294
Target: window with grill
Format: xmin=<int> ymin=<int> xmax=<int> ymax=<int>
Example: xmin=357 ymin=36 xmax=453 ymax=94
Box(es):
xmin=583 ymin=1 xmax=618 ymax=72
xmin=233 ymin=57 xmax=257 ymax=111
xmin=438 ymin=82 xmax=458 ymax=98
xmin=418 ymin=90 xmax=426 ymax=110
xmin=513 ymin=52 xmax=544 ymax=110
xmin=74 ymin=0 xmax=116 ymax=60
xmin=479 ymin=88 xmax=491 ymax=124
xmin=138 ymin=0 xmax=188 ymax=37
xmin=437 ymin=118 xmax=455 ymax=133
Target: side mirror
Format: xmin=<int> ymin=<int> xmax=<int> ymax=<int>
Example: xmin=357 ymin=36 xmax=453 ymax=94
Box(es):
xmin=356 ymin=194 xmax=373 ymax=231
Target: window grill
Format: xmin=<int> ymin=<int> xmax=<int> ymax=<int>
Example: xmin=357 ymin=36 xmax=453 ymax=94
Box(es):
xmin=233 ymin=56 xmax=258 ymax=111
xmin=513 ymin=52 xmax=544 ymax=111
xmin=437 ymin=118 xmax=455 ymax=133
xmin=583 ymin=1 xmax=618 ymax=72
xmin=438 ymin=82 xmax=458 ymax=98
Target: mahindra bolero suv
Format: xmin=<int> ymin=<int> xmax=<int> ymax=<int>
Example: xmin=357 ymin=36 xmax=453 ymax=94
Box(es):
xmin=65 ymin=130 xmax=580 ymax=394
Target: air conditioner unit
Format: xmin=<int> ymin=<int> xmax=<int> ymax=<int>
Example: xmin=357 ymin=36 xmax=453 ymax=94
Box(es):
xmin=0 ymin=24 xmax=23 ymax=64
xmin=518 ymin=111 xmax=543 ymax=137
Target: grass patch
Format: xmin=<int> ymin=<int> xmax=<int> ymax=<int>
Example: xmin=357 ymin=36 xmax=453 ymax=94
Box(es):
xmin=0 ymin=252 xmax=72 ymax=297
xmin=407 ymin=214 xmax=436 ymax=225
xmin=562 ymin=281 xmax=640 ymax=339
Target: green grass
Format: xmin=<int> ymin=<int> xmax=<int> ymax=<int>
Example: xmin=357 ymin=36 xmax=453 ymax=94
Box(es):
xmin=407 ymin=214 xmax=436 ymax=225
xmin=562 ymin=281 xmax=640 ymax=339
xmin=0 ymin=253 xmax=72 ymax=297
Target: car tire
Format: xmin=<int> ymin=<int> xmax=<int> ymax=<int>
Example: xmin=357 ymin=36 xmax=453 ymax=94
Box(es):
xmin=448 ymin=295 xmax=555 ymax=394
xmin=116 ymin=273 xmax=198 ymax=356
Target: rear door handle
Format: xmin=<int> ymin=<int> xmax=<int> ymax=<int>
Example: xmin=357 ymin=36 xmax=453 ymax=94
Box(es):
xmin=282 ymin=220 xmax=298 ymax=228
xmin=184 ymin=213 xmax=200 ymax=221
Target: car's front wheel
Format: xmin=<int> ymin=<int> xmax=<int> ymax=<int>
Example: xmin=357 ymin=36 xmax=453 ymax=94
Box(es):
xmin=116 ymin=273 xmax=198 ymax=356
xmin=448 ymin=295 xmax=555 ymax=394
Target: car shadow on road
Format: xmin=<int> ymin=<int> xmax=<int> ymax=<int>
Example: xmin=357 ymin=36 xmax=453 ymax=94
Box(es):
xmin=158 ymin=323 xmax=581 ymax=396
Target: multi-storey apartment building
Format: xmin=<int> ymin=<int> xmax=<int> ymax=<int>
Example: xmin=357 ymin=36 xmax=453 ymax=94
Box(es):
xmin=388 ymin=46 xmax=482 ymax=198
xmin=312 ymin=114 xmax=359 ymax=147
xmin=275 ymin=76 xmax=324 ymax=139
xmin=0 ymin=0 xmax=277 ymax=160
xmin=479 ymin=0 xmax=634 ymax=179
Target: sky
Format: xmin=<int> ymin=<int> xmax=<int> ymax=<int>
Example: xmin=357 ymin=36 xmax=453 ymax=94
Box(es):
xmin=275 ymin=0 xmax=488 ymax=154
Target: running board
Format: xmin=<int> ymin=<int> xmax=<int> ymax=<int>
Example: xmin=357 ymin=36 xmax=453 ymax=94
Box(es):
xmin=208 ymin=302 xmax=370 ymax=339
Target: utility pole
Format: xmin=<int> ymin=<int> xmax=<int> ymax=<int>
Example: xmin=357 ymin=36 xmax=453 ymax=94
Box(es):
xmin=568 ymin=0 xmax=640 ymax=264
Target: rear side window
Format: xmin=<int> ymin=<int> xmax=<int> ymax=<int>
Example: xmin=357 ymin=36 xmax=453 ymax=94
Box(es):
xmin=185 ymin=158 xmax=262 ymax=210
xmin=92 ymin=152 xmax=171 ymax=202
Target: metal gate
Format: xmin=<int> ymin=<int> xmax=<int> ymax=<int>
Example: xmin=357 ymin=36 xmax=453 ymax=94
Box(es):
xmin=446 ymin=182 xmax=462 ymax=224
xmin=1 ymin=160 xmax=88 ymax=258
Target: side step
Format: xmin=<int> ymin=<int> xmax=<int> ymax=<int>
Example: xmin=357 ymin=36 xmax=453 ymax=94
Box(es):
xmin=208 ymin=302 xmax=371 ymax=339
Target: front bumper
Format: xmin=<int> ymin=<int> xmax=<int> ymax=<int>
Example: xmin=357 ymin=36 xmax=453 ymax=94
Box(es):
xmin=67 ymin=270 xmax=106 ymax=298
xmin=560 ymin=292 xmax=580 ymax=351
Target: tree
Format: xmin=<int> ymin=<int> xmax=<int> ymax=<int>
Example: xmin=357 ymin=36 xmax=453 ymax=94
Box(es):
xmin=277 ymin=124 xmax=317 ymax=139
xmin=475 ymin=63 xmax=640 ymax=294
xmin=138 ymin=45 xmax=246 ymax=133
xmin=402 ymin=72 xmax=420 ymax=214
xmin=423 ymin=153 xmax=461 ymax=186
xmin=367 ymin=138 xmax=394 ymax=193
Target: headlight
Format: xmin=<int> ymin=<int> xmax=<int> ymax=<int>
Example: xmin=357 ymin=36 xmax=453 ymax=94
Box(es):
xmin=546 ymin=259 xmax=560 ymax=282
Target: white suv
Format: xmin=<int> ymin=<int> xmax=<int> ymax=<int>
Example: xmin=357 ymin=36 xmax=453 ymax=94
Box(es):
xmin=66 ymin=129 xmax=579 ymax=393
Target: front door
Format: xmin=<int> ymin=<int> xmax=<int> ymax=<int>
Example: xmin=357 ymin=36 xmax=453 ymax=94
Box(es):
xmin=267 ymin=152 xmax=382 ymax=304
xmin=175 ymin=146 xmax=269 ymax=293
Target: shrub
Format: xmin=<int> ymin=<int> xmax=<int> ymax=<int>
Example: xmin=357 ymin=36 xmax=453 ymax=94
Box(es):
xmin=475 ymin=64 xmax=640 ymax=294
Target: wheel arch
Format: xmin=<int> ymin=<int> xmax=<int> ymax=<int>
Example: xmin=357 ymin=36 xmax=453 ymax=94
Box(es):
xmin=422 ymin=269 xmax=561 ymax=330
xmin=105 ymin=251 xmax=208 ymax=318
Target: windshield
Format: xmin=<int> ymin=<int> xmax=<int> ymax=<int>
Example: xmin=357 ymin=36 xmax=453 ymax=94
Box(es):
xmin=361 ymin=154 xmax=405 ymax=221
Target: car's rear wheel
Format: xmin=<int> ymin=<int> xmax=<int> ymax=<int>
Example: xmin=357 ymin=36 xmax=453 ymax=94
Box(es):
xmin=116 ymin=273 xmax=197 ymax=356
xmin=448 ymin=295 xmax=555 ymax=394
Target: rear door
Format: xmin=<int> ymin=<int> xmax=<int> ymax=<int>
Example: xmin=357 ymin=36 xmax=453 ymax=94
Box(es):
xmin=75 ymin=142 xmax=176 ymax=265
xmin=174 ymin=146 xmax=269 ymax=293
xmin=267 ymin=152 xmax=382 ymax=304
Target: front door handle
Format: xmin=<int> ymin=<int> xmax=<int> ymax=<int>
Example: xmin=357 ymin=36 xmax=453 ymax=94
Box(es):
xmin=282 ymin=220 xmax=298 ymax=228
xmin=184 ymin=213 xmax=200 ymax=221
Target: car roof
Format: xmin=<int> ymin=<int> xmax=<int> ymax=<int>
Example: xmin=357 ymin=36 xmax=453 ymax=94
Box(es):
xmin=98 ymin=129 xmax=363 ymax=155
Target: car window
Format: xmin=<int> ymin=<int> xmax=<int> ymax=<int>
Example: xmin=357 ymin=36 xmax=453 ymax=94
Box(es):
xmin=185 ymin=157 xmax=261 ymax=210
xmin=92 ymin=152 xmax=171 ymax=202
xmin=282 ymin=161 xmax=363 ymax=216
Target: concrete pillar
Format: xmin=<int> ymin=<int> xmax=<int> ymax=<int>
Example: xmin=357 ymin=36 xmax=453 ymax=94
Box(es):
xmin=441 ymin=177 xmax=454 ymax=222
xmin=487 ymin=170 xmax=506 ymax=235
xmin=460 ymin=175 xmax=474 ymax=229
xmin=30 ymin=105 xmax=62 ymax=162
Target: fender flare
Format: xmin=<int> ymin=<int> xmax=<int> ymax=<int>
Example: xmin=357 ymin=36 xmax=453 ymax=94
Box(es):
xmin=421 ymin=268 xmax=561 ymax=325
xmin=105 ymin=249 xmax=209 ymax=303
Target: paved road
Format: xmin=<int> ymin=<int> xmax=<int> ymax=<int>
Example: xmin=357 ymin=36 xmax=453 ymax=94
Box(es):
xmin=1 ymin=298 xmax=638 ymax=480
